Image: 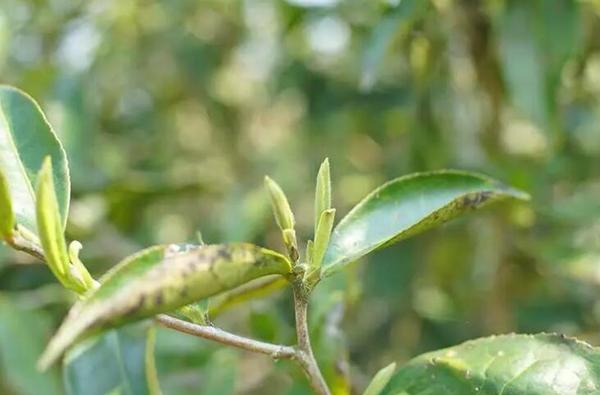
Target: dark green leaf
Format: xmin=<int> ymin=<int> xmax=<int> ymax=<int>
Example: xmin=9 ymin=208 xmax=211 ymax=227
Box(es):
xmin=322 ymin=171 xmax=529 ymax=276
xmin=0 ymin=296 xmax=61 ymax=395
xmin=382 ymin=333 xmax=600 ymax=395
xmin=0 ymin=86 xmax=70 ymax=233
xmin=39 ymin=243 xmax=291 ymax=368
xmin=63 ymin=323 xmax=159 ymax=395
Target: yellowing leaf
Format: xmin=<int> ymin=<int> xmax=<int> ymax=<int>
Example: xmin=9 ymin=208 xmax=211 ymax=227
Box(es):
xmin=0 ymin=166 xmax=14 ymax=238
xmin=35 ymin=157 xmax=77 ymax=291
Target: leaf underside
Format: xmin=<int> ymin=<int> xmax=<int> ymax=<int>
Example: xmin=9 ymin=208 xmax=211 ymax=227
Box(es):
xmin=39 ymin=243 xmax=291 ymax=369
xmin=382 ymin=333 xmax=600 ymax=395
xmin=322 ymin=170 xmax=529 ymax=276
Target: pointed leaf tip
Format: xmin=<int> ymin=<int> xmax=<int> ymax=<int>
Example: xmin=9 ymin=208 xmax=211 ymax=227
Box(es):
xmin=314 ymin=158 xmax=332 ymax=235
xmin=322 ymin=170 xmax=530 ymax=276
xmin=264 ymin=176 xmax=295 ymax=231
xmin=363 ymin=362 xmax=396 ymax=395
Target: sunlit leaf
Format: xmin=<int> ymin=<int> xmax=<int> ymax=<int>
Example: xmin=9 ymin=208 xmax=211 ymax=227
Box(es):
xmin=63 ymin=324 xmax=160 ymax=395
xmin=322 ymin=171 xmax=529 ymax=276
xmin=39 ymin=243 xmax=292 ymax=368
xmin=382 ymin=333 xmax=600 ymax=395
xmin=0 ymin=166 xmax=14 ymax=237
xmin=35 ymin=157 xmax=70 ymax=285
xmin=0 ymin=86 xmax=70 ymax=233
xmin=314 ymin=158 xmax=331 ymax=235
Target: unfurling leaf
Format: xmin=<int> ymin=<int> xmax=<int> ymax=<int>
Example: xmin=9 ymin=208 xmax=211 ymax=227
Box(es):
xmin=314 ymin=158 xmax=331 ymax=235
xmin=35 ymin=157 xmax=80 ymax=292
xmin=38 ymin=243 xmax=292 ymax=369
xmin=322 ymin=170 xmax=529 ymax=277
xmin=382 ymin=334 xmax=600 ymax=395
xmin=179 ymin=299 xmax=210 ymax=325
xmin=282 ymin=228 xmax=299 ymax=262
xmin=0 ymin=86 xmax=70 ymax=235
xmin=264 ymin=176 xmax=295 ymax=231
xmin=311 ymin=208 xmax=335 ymax=272
xmin=362 ymin=362 xmax=396 ymax=395
xmin=0 ymin=167 xmax=14 ymax=238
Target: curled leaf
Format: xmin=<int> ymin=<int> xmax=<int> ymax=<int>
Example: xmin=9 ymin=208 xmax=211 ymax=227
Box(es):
xmin=38 ymin=243 xmax=292 ymax=369
xmin=264 ymin=176 xmax=295 ymax=231
xmin=35 ymin=157 xmax=77 ymax=291
xmin=314 ymin=158 xmax=331 ymax=235
xmin=311 ymin=208 xmax=335 ymax=272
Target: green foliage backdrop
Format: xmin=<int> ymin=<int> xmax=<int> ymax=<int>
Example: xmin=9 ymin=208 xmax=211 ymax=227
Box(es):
xmin=0 ymin=0 xmax=599 ymax=393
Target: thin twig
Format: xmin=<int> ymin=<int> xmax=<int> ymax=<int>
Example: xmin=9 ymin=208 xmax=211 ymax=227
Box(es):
xmin=155 ymin=314 xmax=296 ymax=360
xmin=293 ymin=287 xmax=331 ymax=395
xmin=6 ymin=232 xmax=45 ymax=261
xmin=8 ymin=225 xmax=332 ymax=395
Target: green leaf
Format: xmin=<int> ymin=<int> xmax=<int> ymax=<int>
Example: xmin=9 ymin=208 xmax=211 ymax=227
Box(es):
xmin=35 ymin=157 xmax=71 ymax=286
xmin=363 ymin=362 xmax=396 ymax=395
xmin=311 ymin=208 xmax=335 ymax=272
xmin=314 ymin=158 xmax=331 ymax=235
xmin=264 ymin=176 xmax=295 ymax=231
xmin=0 ymin=166 xmax=14 ymax=237
xmin=39 ymin=243 xmax=292 ymax=368
xmin=0 ymin=86 xmax=70 ymax=233
xmin=63 ymin=324 xmax=159 ymax=395
xmin=322 ymin=171 xmax=529 ymax=276
xmin=382 ymin=333 xmax=600 ymax=395
xmin=0 ymin=296 xmax=62 ymax=395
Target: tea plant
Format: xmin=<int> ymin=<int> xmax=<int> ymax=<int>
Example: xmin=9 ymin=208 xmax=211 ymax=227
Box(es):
xmin=1 ymin=85 xmax=598 ymax=394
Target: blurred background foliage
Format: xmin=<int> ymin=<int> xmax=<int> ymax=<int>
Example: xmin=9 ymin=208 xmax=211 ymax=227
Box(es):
xmin=0 ymin=0 xmax=600 ymax=394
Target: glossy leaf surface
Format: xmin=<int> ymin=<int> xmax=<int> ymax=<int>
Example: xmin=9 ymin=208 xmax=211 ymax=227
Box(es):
xmin=40 ymin=243 xmax=291 ymax=368
xmin=382 ymin=333 xmax=600 ymax=395
xmin=322 ymin=171 xmax=529 ymax=276
xmin=0 ymin=86 xmax=70 ymax=233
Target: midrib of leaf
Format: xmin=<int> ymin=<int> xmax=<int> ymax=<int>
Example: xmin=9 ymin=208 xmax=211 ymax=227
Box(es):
xmin=110 ymin=330 xmax=134 ymax=395
xmin=0 ymin=104 xmax=36 ymax=232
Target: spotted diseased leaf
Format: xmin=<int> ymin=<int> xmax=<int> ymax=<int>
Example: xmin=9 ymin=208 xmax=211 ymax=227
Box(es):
xmin=382 ymin=333 xmax=600 ymax=395
xmin=0 ymin=86 xmax=70 ymax=234
xmin=322 ymin=171 xmax=529 ymax=276
xmin=39 ymin=243 xmax=292 ymax=369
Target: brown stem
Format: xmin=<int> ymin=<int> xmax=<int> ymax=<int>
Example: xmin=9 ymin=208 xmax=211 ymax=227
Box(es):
xmin=6 ymin=232 xmax=45 ymax=261
xmin=155 ymin=314 xmax=296 ymax=359
xmin=293 ymin=287 xmax=331 ymax=395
